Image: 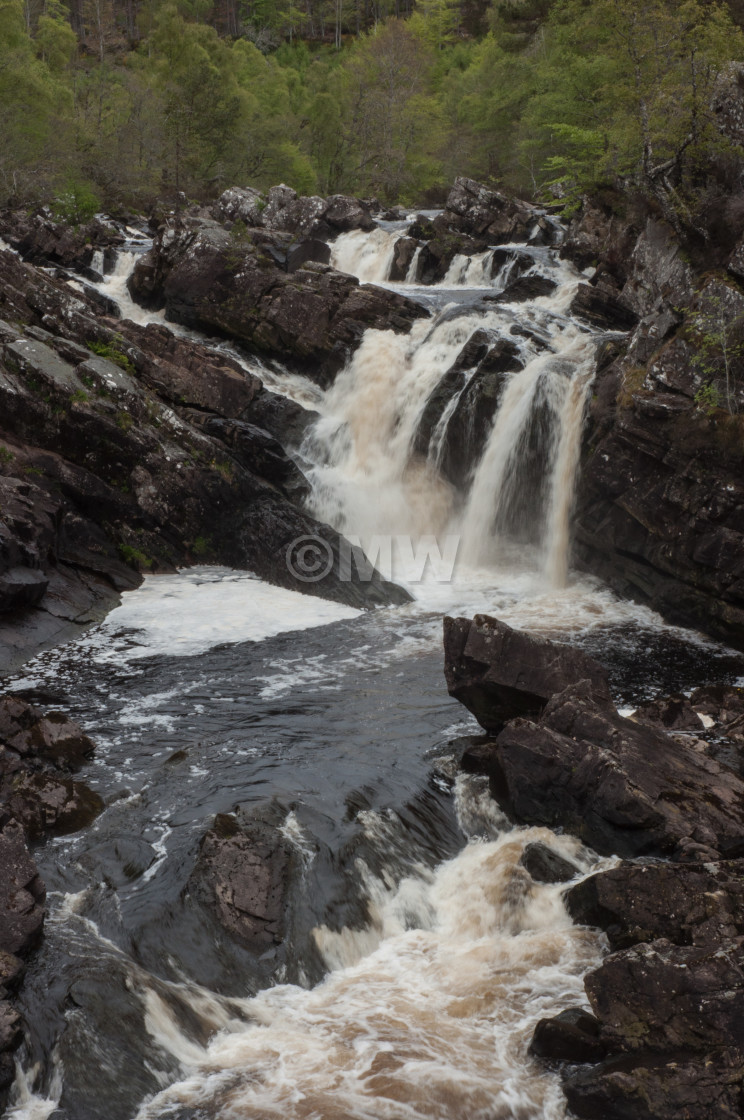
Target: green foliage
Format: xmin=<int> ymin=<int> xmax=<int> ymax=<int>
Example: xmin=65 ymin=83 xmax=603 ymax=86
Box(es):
xmin=0 ymin=0 xmax=742 ymax=211
xmin=119 ymin=543 xmax=154 ymax=569
xmin=52 ymin=178 xmax=100 ymax=224
xmin=87 ymin=339 xmax=134 ymax=373
xmin=116 ymin=410 xmax=134 ymax=431
xmin=0 ymin=446 xmax=14 ymax=464
xmin=70 ymin=388 xmax=90 ymax=403
xmin=694 ymin=381 xmax=721 ymax=413
xmin=688 ymin=294 xmax=744 ymax=413
xmin=192 ymin=534 xmax=212 ymax=556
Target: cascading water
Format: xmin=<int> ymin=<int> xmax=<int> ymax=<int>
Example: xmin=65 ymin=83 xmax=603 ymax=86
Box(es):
xmin=6 ymin=215 xmax=731 ymax=1120
xmin=310 ymin=224 xmax=595 ymax=589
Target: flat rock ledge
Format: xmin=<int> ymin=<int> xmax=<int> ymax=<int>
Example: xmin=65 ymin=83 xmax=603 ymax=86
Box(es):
xmin=445 ymin=614 xmax=744 ymax=1119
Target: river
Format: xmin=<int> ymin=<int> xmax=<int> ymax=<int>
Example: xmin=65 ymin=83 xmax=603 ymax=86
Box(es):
xmin=4 ymin=218 xmax=743 ymax=1120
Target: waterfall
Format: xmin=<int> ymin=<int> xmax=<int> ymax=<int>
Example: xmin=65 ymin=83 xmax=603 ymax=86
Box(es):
xmin=305 ymin=228 xmax=593 ymax=589
xmin=331 ymin=228 xmax=403 ymax=283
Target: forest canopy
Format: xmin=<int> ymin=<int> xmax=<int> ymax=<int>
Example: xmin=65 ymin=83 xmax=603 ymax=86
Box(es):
xmin=1 ymin=0 xmax=743 ymax=212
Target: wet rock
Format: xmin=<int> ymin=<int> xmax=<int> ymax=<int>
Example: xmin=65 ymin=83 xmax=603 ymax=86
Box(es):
xmin=570 ymin=283 xmax=638 ymax=331
xmin=529 ymin=1007 xmax=607 ymax=1064
xmin=495 ymin=274 xmax=557 ymax=303
xmin=0 ymin=566 xmax=48 ymax=612
xmin=520 ymin=842 xmax=580 ymax=884
xmin=443 ymin=614 xmax=611 ymax=732
xmin=187 ymin=813 xmax=292 ymax=951
xmin=200 ymin=418 xmax=310 ymax=501
xmin=0 ymin=695 xmax=95 ymax=769
xmin=0 ymin=209 xmax=124 ymax=272
xmin=491 ymin=681 xmax=744 ymax=859
xmin=3 ymin=771 xmax=104 ymax=839
xmin=211 ymin=186 xmax=374 ymax=241
xmin=443 ymin=177 xmax=542 ymax=244
xmin=0 ymin=952 xmax=24 ymax=998
xmin=389 ymin=237 xmax=419 ymax=282
xmin=413 ymin=333 xmax=521 ymax=487
xmin=0 ymin=820 xmax=45 ymax=957
xmin=563 ymin=1048 xmax=744 ymax=1120
xmin=586 ymin=937 xmax=744 ymax=1055
xmin=566 ymin=860 xmax=744 ymax=950
xmin=631 ymin=693 xmax=705 ymax=732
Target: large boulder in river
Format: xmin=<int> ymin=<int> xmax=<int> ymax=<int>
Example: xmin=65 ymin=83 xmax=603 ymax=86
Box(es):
xmin=443 ymin=614 xmax=611 ymax=732
xmin=212 ymin=185 xmax=374 ymax=241
xmin=187 ymin=812 xmax=293 ymax=952
xmin=0 ymin=820 xmax=45 ymax=958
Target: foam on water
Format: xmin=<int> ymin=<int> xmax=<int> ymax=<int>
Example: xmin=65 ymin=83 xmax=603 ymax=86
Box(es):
xmin=62 ymin=567 xmax=360 ymax=663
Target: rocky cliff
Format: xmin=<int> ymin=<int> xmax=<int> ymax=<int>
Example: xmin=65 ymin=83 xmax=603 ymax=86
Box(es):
xmin=564 ymin=195 xmax=744 ymax=648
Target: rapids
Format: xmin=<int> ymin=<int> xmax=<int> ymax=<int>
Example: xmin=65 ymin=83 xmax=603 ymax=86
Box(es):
xmin=4 ymin=219 xmax=744 ymax=1120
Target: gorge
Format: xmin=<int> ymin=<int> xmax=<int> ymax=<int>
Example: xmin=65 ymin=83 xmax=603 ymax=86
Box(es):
xmin=1 ymin=175 xmax=744 ymax=1120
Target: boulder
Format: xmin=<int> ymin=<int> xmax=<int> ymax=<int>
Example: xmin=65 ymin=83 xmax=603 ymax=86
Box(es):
xmin=212 ymin=186 xmax=265 ymax=228
xmin=529 ymin=1007 xmax=607 ymax=1064
xmin=570 ymin=283 xmax=639 ymax=331
xmin=129 ymin=220 xmax=428 ymax=387
xmin=0 ymin=567 xmax=48 ymax=612
xmin=3 ymin=771 xmax=104 ymax=839
xmin=389 ymin=237 xmax=419 ymax=282
xmin=491 ymin=681 xmax=744 ymax=860
xmin=564 ymin=1048 xmax=744 ymax=1120
xmin=520 ymin=841 xmax=580 ymax=884
xmin=443 ymin=614 xmax=611 ymax=732
xmin=413 ymin=333 xmax=521 ymax=487
xmin=0 ymin=695 xmax=95 ymax=769
xmin=566 ymin=860 xmax=744 ymax=950
xmin=187 ymin=813 xmax=292 ymax=951
xmin=631 ymin=693 xmax=705 ymax=732
xmin=494 ymin=274 xmax=557 ymax=303
xmin=442 ymin=177 xmax=542 ymax=244
xmin=586 ymin=937 xmax=744 ymax=1055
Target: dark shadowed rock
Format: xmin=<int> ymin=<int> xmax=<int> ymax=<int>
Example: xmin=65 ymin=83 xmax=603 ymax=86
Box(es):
xmin=529 ymin=1007 xmax=607 ymax=1064
xmin=389 ymin=237 xmax=419 ymax=282
xmin=443 ymin=177 xmax=543 ymax=245
xmin=566 ymin=860 xmax=744 ymax=950
xmin=187 ymin=813 xmax=292 ymax=951
xmin=0 ymin=567 xmax=48 ymax=612
xmin=631 ymin=693 xmax=705 ymax=732
xmin=585 ymin=937 xmax=744 ymax=1055
xmin=491 ymin=681 xmax=744 ymax=859
xmin=495 ymin=274 xmax=557 ymax=303
xmin=0 ymin=821 xmax=45 ymax=957
xmin=443 ymin=614 xmax=611 ymax=732
xmin=520 ymin=842 xmax=580 ymax=884
xmin=570 ymin=283 xmax=639 ymax=331
xmin=563 ymin=1048 xmax=744 ymax=1120
xmin=3 ymin=771 xmax=104 ymax=840
xmin=0 ymin=695 xmax=95 ymax=769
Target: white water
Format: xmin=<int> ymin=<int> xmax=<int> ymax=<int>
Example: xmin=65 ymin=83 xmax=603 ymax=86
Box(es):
xmin=308 ymin=230 xmax=591 ymax=591
xmin=134 ymin=789 xmax=607 ymax=1120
